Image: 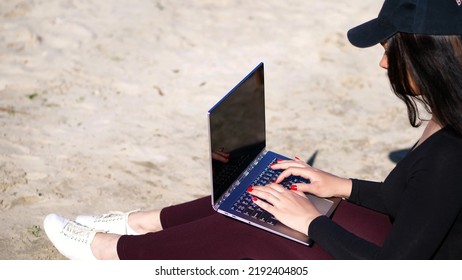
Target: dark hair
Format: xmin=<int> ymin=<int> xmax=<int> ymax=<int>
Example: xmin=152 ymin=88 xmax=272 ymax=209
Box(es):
xmin=386 ymin=33 xmax=462 ymax=135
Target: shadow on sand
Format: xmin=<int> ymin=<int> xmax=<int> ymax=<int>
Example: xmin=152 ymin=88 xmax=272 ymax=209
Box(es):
xmin=388 ymin=148 xmax=411 ymax=164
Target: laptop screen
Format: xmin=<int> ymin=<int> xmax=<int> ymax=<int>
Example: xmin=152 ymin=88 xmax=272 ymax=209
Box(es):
xmin=208 ymin=63 xmax=266 ymax=205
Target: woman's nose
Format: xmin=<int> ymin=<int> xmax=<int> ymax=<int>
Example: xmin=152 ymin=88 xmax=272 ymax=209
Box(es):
xmin=379 ymin=54 xmax=388 ymax=70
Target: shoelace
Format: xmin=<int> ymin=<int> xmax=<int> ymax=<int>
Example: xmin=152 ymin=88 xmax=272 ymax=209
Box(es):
xmin=94 ymin=212 xmax=125 ymax=222
xmin=61 ymin=221 xmax=98 ymax=243
xmin=92 ymin=209 xmax=140 ymax=223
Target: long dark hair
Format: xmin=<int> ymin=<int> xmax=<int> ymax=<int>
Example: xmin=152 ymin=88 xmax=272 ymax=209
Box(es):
xmin=386 ymin=33 xmax=462 ymax=135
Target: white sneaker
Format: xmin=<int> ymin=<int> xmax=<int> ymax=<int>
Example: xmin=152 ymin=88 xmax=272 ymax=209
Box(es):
xmin=43 ymin=214 xmax=99 ymax=260
xmin=75 ymin=209 xmax=140 ymax=235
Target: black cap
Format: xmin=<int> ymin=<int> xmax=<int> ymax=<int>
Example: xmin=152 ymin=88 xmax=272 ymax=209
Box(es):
xmin=347 ymin=0 xmax=462 ymax=48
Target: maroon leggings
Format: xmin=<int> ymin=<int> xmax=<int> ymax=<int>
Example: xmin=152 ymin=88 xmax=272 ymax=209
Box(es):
xmin=117 ymin=196 xmax=391 ymax=259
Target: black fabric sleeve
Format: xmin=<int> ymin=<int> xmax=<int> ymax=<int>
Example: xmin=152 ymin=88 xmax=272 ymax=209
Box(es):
xmin=348 ymin=179 xmax=388 ymax=213
xmin=308 ymin=216 xmax=381 ymax=259
xmin=376 ymin=154 xmax=462 ymax=259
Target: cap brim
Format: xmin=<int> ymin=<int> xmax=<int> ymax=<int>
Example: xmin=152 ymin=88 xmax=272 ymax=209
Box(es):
xmin=347 ymin=18 xmax=397 ymax=48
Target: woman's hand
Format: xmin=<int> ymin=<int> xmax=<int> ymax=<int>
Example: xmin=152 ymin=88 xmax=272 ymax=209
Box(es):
xmin=272 ymin=158 xmax=352 ymax=199
xmin=247 ymin=157 xmax=352 ymax=234
xmin=249 ymin=184 xmax=321 ymax=234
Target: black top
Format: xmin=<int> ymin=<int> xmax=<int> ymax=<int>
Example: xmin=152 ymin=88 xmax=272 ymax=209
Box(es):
xmin=309 ymin=126 xmax=462 ymax=259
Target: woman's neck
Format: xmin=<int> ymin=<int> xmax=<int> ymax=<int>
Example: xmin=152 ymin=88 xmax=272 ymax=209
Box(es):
xmin=414 ymin=118 xmax=443 ymax=149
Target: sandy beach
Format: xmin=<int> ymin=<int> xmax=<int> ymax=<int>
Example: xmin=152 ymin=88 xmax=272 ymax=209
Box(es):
xmin=0 ymin=0 xmax=423 ymax=259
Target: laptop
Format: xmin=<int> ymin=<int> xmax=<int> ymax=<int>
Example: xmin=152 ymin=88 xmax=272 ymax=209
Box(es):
xmin=207 ymin=62 xmax=340 ymax=246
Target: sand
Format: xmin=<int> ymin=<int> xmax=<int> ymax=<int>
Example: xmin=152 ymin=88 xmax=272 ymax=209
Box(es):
xmin=0 ymin=0 xmax=423 ymax=260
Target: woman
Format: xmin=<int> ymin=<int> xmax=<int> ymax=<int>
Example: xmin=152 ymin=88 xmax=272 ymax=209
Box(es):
xmin=44 ymin=0 xmax=462 ymax=259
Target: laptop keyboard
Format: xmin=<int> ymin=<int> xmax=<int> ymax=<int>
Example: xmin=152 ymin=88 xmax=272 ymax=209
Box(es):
xmin=231 ymin=159 xmax=308 ymax=226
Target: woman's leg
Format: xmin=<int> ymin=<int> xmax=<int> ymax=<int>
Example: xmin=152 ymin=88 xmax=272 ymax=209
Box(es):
xmin=158 ymin=196 xmax=217 ymax=229
xmin=117 ymin=212 xmax=332 ymax=260
xmin=115 ymin=199 xmax=392 ymax=259
xmin=115 ymin=196 xmax=332 ymax=259
xmin=331 ymin=200 xmax=392 ymax=246
xmin=78 ymin=196 xmax=215 ymax=235
xmin=121 ymin=210 xmax=162 ymax=234
xmin=90 ymin=196 xmax=221 ymax=259
xmin=126 ymin=197 xmax=392 ymax=246
xmin=91 ymin=233 xmax=121 ymax=260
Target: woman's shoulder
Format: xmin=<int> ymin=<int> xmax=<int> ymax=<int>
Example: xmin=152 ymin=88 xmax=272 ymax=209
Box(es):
xmin=436 ymin=126 xmax=462 ymax=149
xmin=420 ymin=126 xmax=462 ymax=160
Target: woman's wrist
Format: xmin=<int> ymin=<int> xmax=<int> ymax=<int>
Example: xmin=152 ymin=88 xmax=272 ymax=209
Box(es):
xmin=336 ymin=178 xmax=353 ymax=199
xmin=303 ymin=212 xmax=322 ymax=234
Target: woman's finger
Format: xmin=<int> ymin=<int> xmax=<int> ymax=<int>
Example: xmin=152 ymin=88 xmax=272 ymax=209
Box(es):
xmin=274 ymin=167 xmax=312 ymax=184
xmin=289 ymin=182 xmax=318 ymax=195
xmin=265 ymin=183 xmax=287 ymax=193
xmin=271 ymin=160 xmax=307 ymax=171
xmin=249 ymin=185 xmax=281 ymax=204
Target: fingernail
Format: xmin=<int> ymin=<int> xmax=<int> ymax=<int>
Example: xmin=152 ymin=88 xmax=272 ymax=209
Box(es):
xmin=277 ymin=159 xmax=283 ymax=163
xmin=247 ymin=186 xmax=253 ymax=192
xmin=252 ymin=197 xmax=258 ymax=201
xmin=294 ymin=156 xmax=301 ymax=160
xmin=290 ymin=184 xmax=297 ymax=191
xmin=270 ymin=163 xmax=275 ymax=167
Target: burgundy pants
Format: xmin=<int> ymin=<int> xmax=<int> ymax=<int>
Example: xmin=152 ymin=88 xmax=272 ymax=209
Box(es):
xmin=117 ymin=196 xmax=391 ymax=259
